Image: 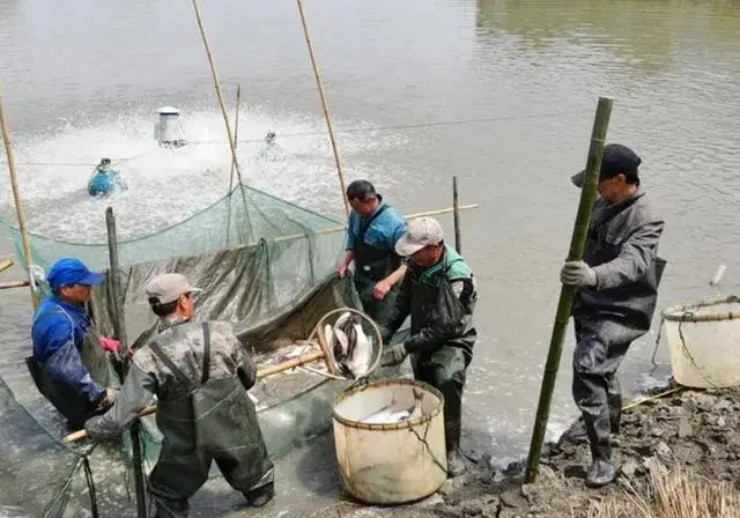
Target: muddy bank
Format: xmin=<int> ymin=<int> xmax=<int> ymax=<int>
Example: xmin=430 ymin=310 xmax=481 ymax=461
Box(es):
xmin=311 ymin=385 xmax=740 ymax=517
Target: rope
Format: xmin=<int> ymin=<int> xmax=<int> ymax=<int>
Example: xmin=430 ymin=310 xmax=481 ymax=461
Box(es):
xmin=677 ymin=312 xmax=718 ymax=389
xmin=82 ymin=456 xmax=100 ymax=518
xmin=0 ymin=108 xmax=601 ymax=169
xmin=406 ymin=418 xmax=448 ymax=475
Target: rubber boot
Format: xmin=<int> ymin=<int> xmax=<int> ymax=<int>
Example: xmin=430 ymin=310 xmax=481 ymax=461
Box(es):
xmin=244 ymin=482 xmax=275 ymax=508
xmin=607 ymin=393 xmax=622 ymax=435
xmin=445 ymin=420 xmax=467 ymax=477
xmin=584 ymin=414 xmax=616 ymax=488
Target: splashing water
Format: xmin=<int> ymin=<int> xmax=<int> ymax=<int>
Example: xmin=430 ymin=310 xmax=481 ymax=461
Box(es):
xmin=1 ymin=106 xmax=409 ymax=243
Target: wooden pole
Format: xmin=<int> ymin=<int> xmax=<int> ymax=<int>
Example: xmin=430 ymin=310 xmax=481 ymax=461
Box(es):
xmin=106 ymin=208 xmax=147 ymax=518
xmin=191 ymin=0 xmax=253 ymax=242
xmin=295 ymin=0 xmax=350 ymax=220
xmin=524 ymin=97 xmax=613 ymax=483
xmin=0 ymin=92 xmax=36 ymax=308
xmin=64 ymin=348 xmax=330 ymax=443
xmin=453 ymin=176 xmax=462 ymax=254
xmin=0 ymin=279 xmax=30 ymax=290
xmin=226 ymin=84 xmax=241 ymax=246
xmin=0 ymin=258 xmax=13 ymax=274
xmin=228 ymin=84 xmax=241 ymax=194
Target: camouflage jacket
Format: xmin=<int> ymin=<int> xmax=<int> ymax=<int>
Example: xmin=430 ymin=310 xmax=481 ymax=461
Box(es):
xmin=85 ymin=317 xmax=256 ymax=438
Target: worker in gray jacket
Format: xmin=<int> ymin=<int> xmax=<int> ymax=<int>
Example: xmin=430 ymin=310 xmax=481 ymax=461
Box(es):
xmin=560 ymin=144 xmax=666 ymax=488
xmin=85 ymin=273 xmax=274 ymax=516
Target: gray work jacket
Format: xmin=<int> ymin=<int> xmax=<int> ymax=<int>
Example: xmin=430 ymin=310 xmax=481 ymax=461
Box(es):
xmin=574 ymin=188 xmax=666 ymax=330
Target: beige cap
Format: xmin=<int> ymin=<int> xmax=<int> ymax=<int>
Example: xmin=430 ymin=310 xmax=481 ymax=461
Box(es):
xmin=395 ymin=217 xmax=444 ymax=257
xmin=145 ymin=273 xmax=201 ymax=304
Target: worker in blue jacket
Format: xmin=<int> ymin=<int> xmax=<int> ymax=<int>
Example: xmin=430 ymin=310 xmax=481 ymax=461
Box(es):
xmin=88 ymin=158 xmax=126 ymax=197
xmin=27 ymin=258 xmax=116 ymax=431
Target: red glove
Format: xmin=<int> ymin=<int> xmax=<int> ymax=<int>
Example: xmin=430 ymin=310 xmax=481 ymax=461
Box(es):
xmin=99 ymin=337 xmax=121 ymax=353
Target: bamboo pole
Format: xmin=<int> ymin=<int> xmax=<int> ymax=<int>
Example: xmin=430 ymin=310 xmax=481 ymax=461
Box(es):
xmin=453 ymin=177 xmax=462 ymax=254
xmin=63 ymin=348 xmax=330 ymax=443
xmin=295 ymin=0 xmax=350 ymax=219
xmin=0 ymin=279 xmax=30 ymax=290
xmin=191 ymin=0 xmax=253 ymax=242
xmin=0 ymin=258 xmax=13 ymax=274
xmin=0 ymin=92 xmax=36 ymax=308
xmin=524 ymin=97 xmax=613 ymax=483
xmin=106 ymin=208 xmax=147 ymax=518
xmin=228 ymin=84 xmax=241 ymax=194
xmin=269 ymin=204 xmax=479 ymax=246
xmin=226 ymin=84 xmax=242 ymax=246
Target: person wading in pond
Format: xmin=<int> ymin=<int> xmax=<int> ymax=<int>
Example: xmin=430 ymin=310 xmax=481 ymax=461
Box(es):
xmin=561 ymin=144 xmax=666 ymax=488
xmin=28 ymin=258 xmax=117 ymax=431
xmin=85 ymin=273 xmax=274 ymax=516
xmin=380 ymin=217 xmax=477 ymax=477
xmin=336 ymin=180 xmax=408 ymax=327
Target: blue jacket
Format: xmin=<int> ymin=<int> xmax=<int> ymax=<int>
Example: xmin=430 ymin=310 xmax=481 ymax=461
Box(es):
xmin=31 ymin=296 xmax=105 ymax=406
xmin=345 ymin=199 xmax=407 ymax=252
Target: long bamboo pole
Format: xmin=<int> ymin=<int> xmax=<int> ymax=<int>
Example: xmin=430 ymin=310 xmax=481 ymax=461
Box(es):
xmin=106 ymin=208 xmax=147 ymax=518
xmin=0 ymin=279 xmax=30 ymax=290
xmin=63 ymin=348 xmax=329 ymax=443
xmin=0 ymin=92 xmax=36 ymax=308
xmin=226 ymin=84 xmax=242 ymax=246
xmin=295 ymin=0 xmax=350 ymax=219
xmin=453 ymin=177 xmax=462 ymax=254
xmin=228 ymin=84 xmax=241 ymax=194
xmin=524 ymin=97 xmax=613 ymax=483
xmin=0 ymin=258 xmax=13 ymax=274
xmin=191 ymin=0 xmax=253 ymax=242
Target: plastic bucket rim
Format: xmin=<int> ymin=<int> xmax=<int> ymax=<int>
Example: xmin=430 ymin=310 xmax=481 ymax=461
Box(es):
xmin=332 ymin=378 xmax=444 ymax=431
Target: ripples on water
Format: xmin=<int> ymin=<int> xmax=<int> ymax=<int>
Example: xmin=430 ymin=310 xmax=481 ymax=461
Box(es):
xmin=0 ymin=0 xmax=738 ymax=467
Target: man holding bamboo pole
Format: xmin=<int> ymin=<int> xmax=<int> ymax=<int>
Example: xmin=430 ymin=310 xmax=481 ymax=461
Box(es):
xmin=85 ymin=273 xmax=275 ymax=515
xmin=560 ymin=144 xmax=666 ymax=487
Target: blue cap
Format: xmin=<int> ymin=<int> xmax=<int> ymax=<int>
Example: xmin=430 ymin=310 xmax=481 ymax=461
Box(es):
xmin=47 ymin=258 xmax=105 ymax=291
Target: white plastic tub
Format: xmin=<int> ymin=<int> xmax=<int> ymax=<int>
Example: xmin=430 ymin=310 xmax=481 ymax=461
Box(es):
xmin=332 ymin=379 xmax=447 ymax=504
xmin=662 ymin=296 xmax=740 ymax=388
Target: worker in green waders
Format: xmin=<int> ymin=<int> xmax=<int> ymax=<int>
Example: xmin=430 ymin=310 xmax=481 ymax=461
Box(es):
xmin=336 ymin=180 xmax=408 ymax=327
xmin=380 ymin=217 xmax=477 ymax=477
xmin=85 ymin=273 xmax=274 ymax=516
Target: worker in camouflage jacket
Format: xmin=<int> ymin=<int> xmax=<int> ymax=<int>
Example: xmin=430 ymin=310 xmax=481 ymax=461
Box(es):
xmin=561 ymin=144 xmax=666 ymax=488
xmin=380 ymin=217 xmax=477 ymax=478
xmin=85 ymin=273 xmax=274 ymax=516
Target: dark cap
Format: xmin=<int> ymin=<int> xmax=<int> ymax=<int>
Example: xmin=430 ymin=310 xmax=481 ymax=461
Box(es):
xmin=571 ymin=144 xmax=641 ymax=187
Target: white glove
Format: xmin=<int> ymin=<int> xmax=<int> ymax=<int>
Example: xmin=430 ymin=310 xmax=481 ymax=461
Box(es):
xmin=560 ymin=260 xmax=597 ymax=287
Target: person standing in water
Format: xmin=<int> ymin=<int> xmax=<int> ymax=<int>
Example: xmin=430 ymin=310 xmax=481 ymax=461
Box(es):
xmin=380 ymin=217 xmax=477 ymax=477
xmin=336 ymin=180 xmax=408 ymax=327
xmin=85 ymin=273 xmax=275 ymax=515
xmin=88 ymin=158 xmax=126 ymax=197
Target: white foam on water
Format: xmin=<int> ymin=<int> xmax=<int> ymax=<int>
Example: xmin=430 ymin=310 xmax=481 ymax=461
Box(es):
xmin=1 ymin=106 xmax=408 ymax=242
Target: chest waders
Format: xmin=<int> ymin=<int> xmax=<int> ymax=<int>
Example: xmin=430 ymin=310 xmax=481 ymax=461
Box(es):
xmin=26 ymin=307 xmax=112 ymax=431
xmin=572 ymin=195 xmax=666 ymax=487
xmin=407 ymin=260 xmax=476 ymax=476
xmin=353 ymin=205 xmax=402 ymax=326
xmin=147 ymin=323 xmax=273 ymax=517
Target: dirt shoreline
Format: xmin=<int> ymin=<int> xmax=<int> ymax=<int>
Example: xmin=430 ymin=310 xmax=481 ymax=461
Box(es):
xmin=313 ymin=385 xmax=740 ymax=517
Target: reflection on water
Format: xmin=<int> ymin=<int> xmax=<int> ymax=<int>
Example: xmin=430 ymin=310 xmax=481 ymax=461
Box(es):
xmin=476 ymin=0 xmax=740 ymax=76
xmin=0 ymin=0 xmax=738 ymax=491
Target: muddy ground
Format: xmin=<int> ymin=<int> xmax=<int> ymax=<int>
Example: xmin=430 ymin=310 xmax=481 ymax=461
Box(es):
xmin=310 ymin=385 xmax=740 ymax=517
